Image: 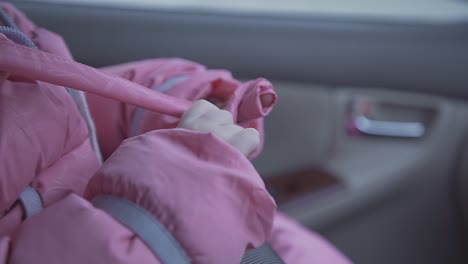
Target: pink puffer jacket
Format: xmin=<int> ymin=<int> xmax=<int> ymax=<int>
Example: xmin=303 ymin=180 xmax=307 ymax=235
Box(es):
xmin=0 ymin=3 xmax=351 ymax=263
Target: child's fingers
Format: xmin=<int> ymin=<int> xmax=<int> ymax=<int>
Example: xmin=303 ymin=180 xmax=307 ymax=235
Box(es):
xmin=178 ymin=99 xmax=259 ymax=157
xmin=211 ymin=125 xmax=244 ymax=142
xmin=227 ymin=128 xmax=260 ymax=157
xmin=199 ymin=109 xmax=234 ymax=126
xmin=179 ymin=100 xmax=219 ymax=127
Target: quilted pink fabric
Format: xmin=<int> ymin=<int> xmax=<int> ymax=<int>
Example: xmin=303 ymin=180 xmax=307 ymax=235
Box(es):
xmin=0 ymin=3 xmax=100 ymax=235
xmin=0 ymin=2 xmax=351 ymax=263
xmin=85 ymin=129 xmax=275 ymax=263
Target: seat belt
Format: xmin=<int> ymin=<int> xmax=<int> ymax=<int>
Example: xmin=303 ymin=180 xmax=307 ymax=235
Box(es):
xmin=18 ymin=186 xmax=43 ymax=218
xmin=130 ymin=75 xmax=189 ymax=137
xmin=241 ymin=243 xmax=285 ymax=264
xmin=92 ymin=195 xmax=190 ymax=264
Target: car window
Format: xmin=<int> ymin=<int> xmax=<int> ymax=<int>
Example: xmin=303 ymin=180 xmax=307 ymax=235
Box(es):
xmin=28 ymin=0 xmax=468 ymax=22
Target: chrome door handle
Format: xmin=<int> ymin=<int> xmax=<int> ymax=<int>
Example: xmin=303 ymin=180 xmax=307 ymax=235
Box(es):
xmin=352 ymin=115 xmax=425 ymax=138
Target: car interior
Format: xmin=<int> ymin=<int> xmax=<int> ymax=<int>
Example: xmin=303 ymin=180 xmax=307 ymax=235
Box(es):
xmin=8 ymin=0 xmax=468 ymax=263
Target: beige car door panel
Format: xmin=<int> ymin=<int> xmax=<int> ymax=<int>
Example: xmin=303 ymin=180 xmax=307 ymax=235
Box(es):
xmin=254 ymin=81 xmax=468 ymax=263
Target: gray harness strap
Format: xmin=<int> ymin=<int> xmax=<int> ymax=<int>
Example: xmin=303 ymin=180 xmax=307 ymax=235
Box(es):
xmin=18 ymin=186 xmax=43 ymax=218
xmin=130 ymin=75 xmax=189 ymax=137
xmin=0 ymin=10 xmax=37 ymax=49
xmin=17 ymin=189 xmax=285 ymax=263
xmin=241 ymin=243 xmax=285 ymax=264
xmin=66 ymin=88 xmax=103 ymax=163
xmin=0 ymin=8 xmax=18 ymax=28
xmin=0 ymin=26 xmax=36 ymax=48
xmin=92 ymin=195 xmax=190 ymax=264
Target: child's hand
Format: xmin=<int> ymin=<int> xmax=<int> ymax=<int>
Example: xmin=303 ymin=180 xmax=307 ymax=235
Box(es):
xmin=178 ymin=100 xmax=259 ymax=157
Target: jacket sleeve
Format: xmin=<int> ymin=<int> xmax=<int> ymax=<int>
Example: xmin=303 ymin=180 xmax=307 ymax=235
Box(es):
xmin=86 ymin=59 xmax=275 ymax=160
xmin=83 ymin=129 xmax=276 ymax=263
